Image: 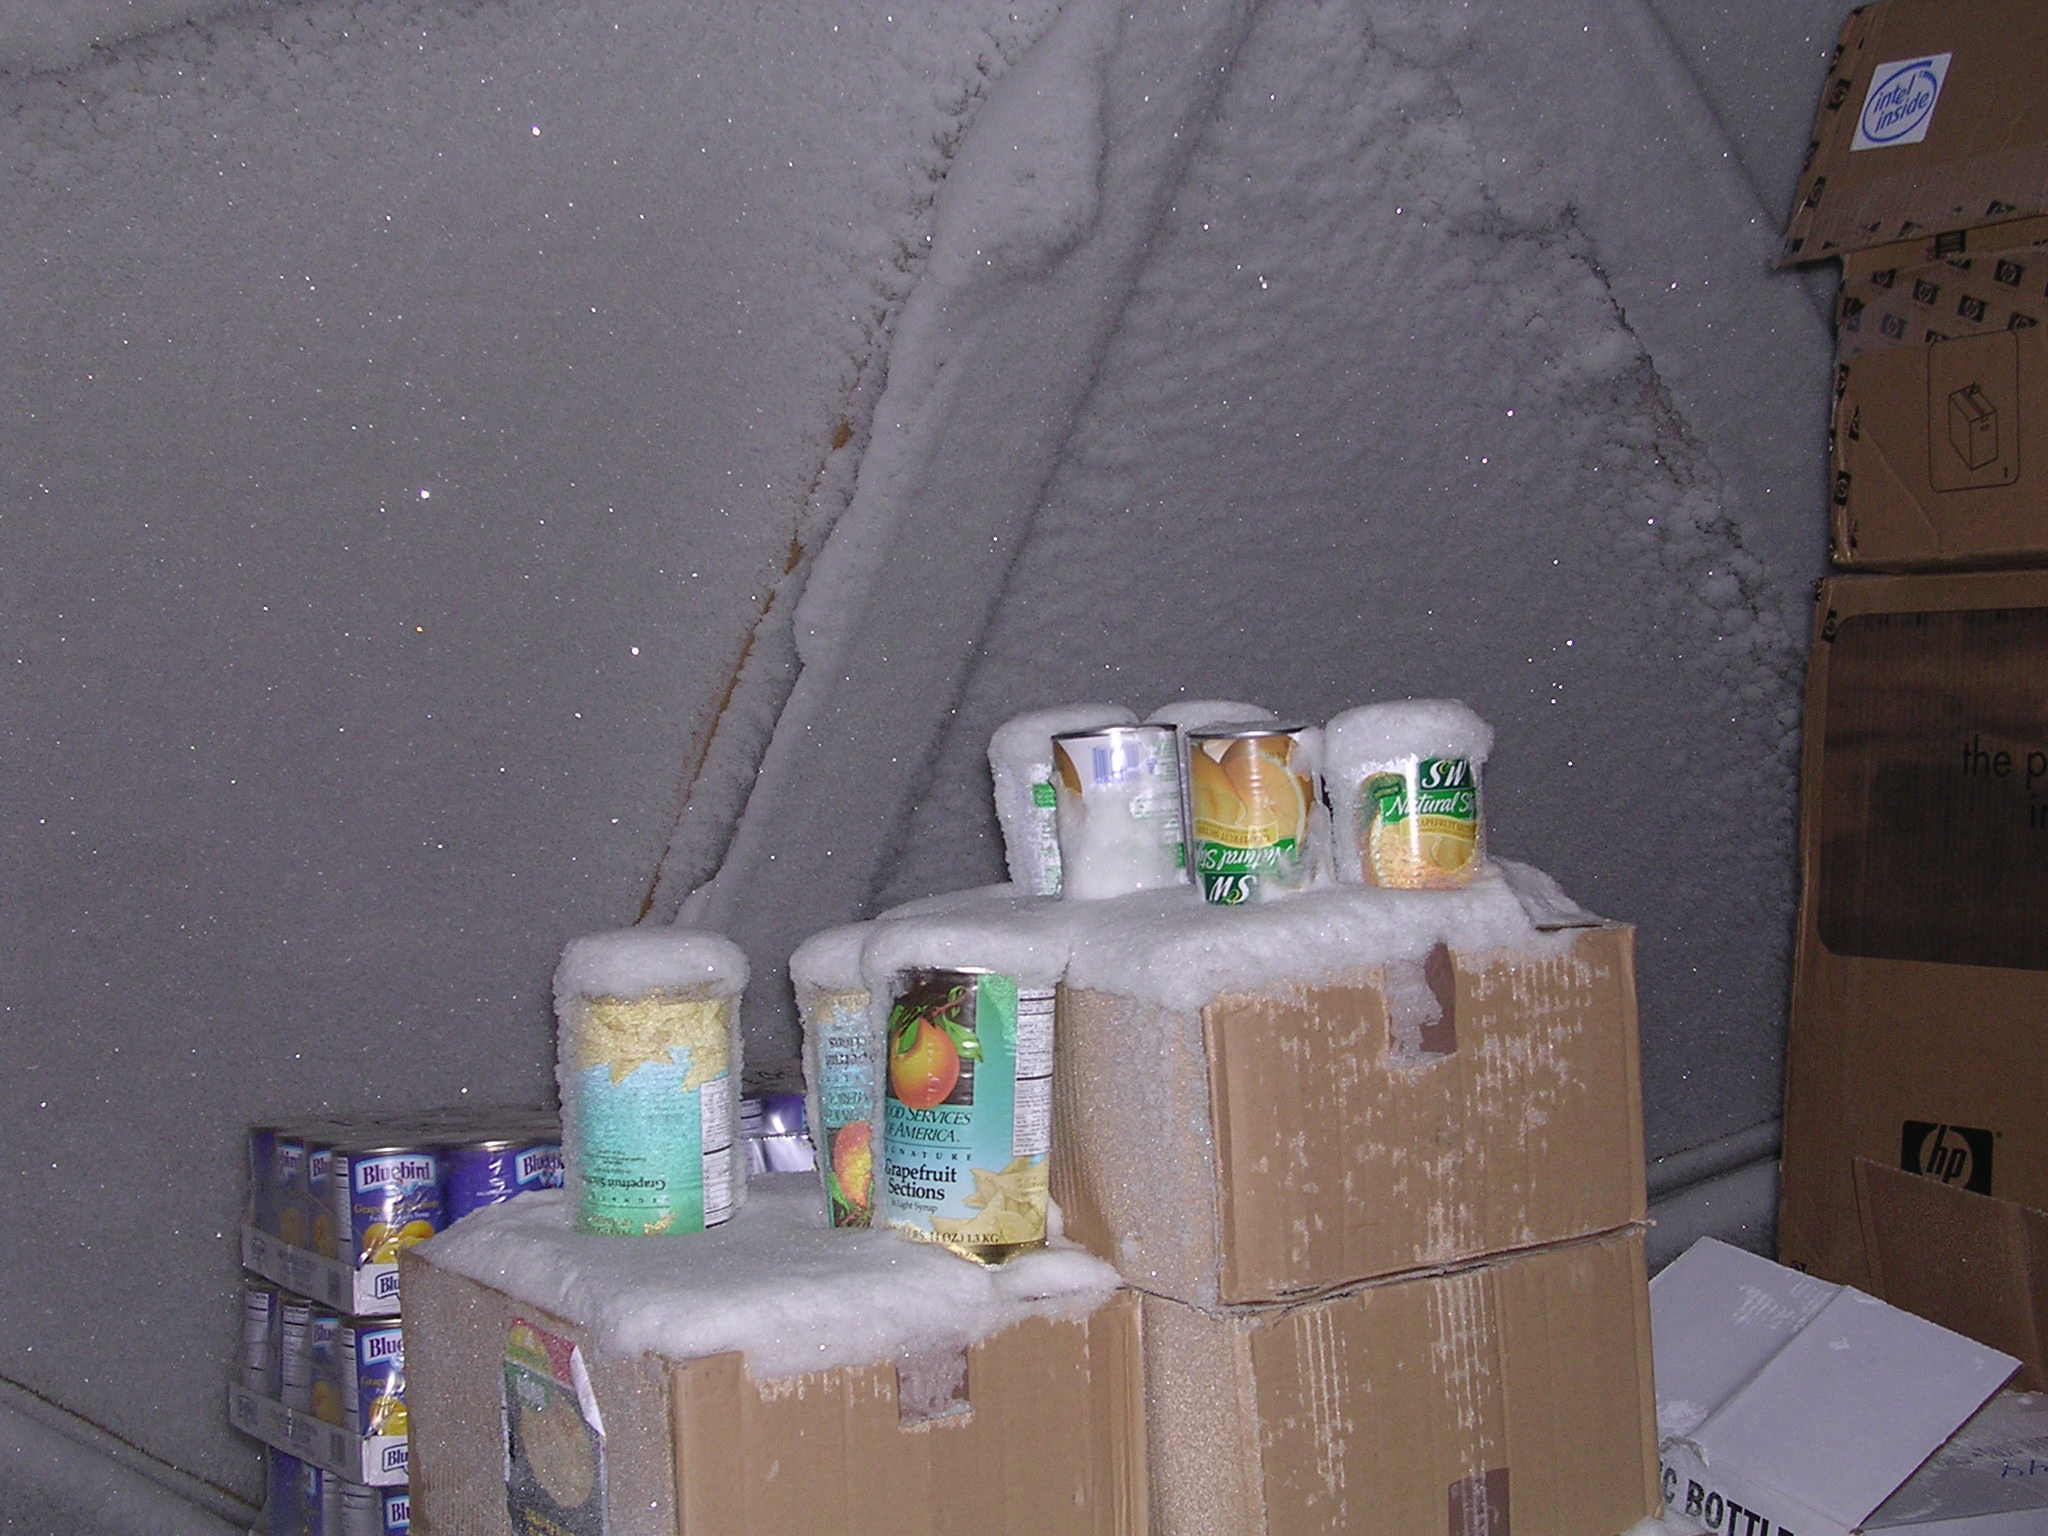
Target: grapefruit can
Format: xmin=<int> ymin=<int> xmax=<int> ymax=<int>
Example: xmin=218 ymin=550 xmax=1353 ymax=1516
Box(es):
xmin=1185 ymin=724 xmax=1319 ymax=904
xmin=879 ymin=968 xmax=1053 ymax=1264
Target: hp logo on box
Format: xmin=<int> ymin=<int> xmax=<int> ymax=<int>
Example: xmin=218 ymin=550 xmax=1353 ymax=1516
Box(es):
xmin=1902 ymin=1120 xmax=1994 ymax=1194
xmin=1852 ymin=55 xmax=1952 ymax=150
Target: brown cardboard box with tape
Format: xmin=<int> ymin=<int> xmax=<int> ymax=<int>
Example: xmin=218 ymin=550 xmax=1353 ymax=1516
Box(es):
xmin=397 ymin=1181 xmax=1147 ymax=1536
xmin=1052 ymin=924 xmax=1646 ymax=1308
xmin=1139 ymin=1227 xmax=1659 ymax=1536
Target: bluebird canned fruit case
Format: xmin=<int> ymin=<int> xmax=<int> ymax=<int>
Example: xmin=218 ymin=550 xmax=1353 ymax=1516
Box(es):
xmin=242 ymin=1109 xmax=562 ymax=1315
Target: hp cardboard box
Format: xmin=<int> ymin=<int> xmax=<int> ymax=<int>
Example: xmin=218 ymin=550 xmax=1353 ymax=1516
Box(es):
xmin=1053 ymin=922 xmax=1645 ymax=1307
xmin=1832 ymin=217 xmax=2048 ymax=569
xmin=1784 ymin=0 xmax=2048 ymax=266
xmin=1142 ymin=1226 xmax=1659 ymax=1536
xmin=1779 ymin=571 xmax=2048 ymax=1291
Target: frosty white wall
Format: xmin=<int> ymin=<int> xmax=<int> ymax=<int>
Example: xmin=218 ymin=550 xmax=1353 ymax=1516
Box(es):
xmin=0 ymin=0 xmax=1059 ymax=1505
xmin=702 ymin=0 xmax=1842 ymax=1161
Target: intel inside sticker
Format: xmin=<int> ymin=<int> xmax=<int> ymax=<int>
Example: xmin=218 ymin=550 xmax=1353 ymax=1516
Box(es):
xmin=1850 ymin=53 xmax=1952 ymax=151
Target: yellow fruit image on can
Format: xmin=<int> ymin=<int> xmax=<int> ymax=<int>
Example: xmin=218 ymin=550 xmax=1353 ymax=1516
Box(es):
xmin=1360 ymin=757 xmax=1483 ymax=888
xmin=1186 ymin=726 xmax=1316 ymax=904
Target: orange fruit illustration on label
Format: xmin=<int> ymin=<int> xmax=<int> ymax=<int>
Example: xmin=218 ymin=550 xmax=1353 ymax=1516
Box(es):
xmin=830 ymin=1121 xmax=874 ymax=1213
xmin=890 ymin=1017 xmax=961 ymax=1109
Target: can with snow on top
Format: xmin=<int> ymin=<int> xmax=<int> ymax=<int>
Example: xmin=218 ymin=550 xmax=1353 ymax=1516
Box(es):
xmin=331 ymin=1141 xmax=444 ymax=1269
xmin=879 ymin=967 xmax=1053 ymax=1265
xmin=555 ymin=927 xmax=746 ymax=1237
xmin=1326 ymin=699 xmax=1492 ymax=889
xmin=1050 ymin=724 xmax=1187 ymax=899
xmin=1185 ymin=723 xmax=1320 ymax=904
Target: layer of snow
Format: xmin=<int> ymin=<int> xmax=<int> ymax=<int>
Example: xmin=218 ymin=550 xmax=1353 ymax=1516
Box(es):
xmin=419 ymin=1173 xmax=1122 ymax=1382
xmin=1063 ymin=863 xmax=1571 ymax=1012
xmin=554 ymin=928 xmax=748 ymax=1004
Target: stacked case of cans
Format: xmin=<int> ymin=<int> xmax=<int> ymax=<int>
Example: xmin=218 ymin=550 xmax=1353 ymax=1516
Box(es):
xmin=235 ymin=1106 xmax=564 ymax=1534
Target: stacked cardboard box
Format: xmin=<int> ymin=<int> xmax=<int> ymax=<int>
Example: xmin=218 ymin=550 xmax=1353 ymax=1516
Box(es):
xmin=1777 ymin=0 xmax=2048 ymax=1375
xmin=1051 ymin=914 xmax=1660 ymax=1536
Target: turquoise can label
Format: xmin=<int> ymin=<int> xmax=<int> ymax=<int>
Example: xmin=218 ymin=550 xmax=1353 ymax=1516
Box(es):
xmin=880 ymin=971 xmax=1052 ymax=1254
xmin=570 ymin=996 xmax=734 ymax=1236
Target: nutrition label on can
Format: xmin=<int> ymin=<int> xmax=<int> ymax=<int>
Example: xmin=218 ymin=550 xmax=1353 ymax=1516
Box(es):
xmin=1011 ymin=986 xmax=1055 ymax=1159
xmin=700 ymin=1073 xmax=734 ymax=1227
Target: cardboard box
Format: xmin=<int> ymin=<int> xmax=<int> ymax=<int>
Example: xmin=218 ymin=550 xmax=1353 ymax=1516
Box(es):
xmin=1831 ymin=237 xmax=2048 ymax=566
xmin=1857 ymin=1158 xmax=2048 ymax=1392
xmin=399 ymin=1245 xmax=1147 ymax=1536
xmin=1784 ymin=0 xmax=2048 ymax=265
xmin=1142 ymin=1226 xmax=1659 ymax=1536
xmin=1651 ymin=1238 xmax=2030 ymax=1536
xmin=1053 ymin=924 xmax=1645 ymax=1307
xmin=1778 ymin=571 xmax=2048 ymax=1291
xmin=1836 ymin=216 xmax=2048 ymax=364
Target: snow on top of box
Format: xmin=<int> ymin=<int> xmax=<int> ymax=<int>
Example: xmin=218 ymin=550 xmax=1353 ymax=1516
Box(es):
xmin=860 ymin=889 xmax=1079 ymax=991
xmin=1324 ymin=698 xmax=1493 ymax=769
xmin=1062 ymin=862 xmax=1577 ymax=1012
xmin=555 ymin=926 xmax=749 ymax=1003
xmin=420 ymin=1175 xmax=1122 ymax=1381
xmin=789 ymin=921 xmax=870 ymax=996
xmin=1142 ymin=698 xmax=1277 ymax=731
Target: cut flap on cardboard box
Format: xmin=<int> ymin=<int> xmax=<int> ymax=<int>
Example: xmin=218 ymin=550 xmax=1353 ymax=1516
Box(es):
xmin=1858 ymin=1157 xmax=2048 ymax=1392
xmin=1785 ymin=0 xmax=2048 ymax=263
xmin=1652 ymin=1238 xmax=2017 ymax=1536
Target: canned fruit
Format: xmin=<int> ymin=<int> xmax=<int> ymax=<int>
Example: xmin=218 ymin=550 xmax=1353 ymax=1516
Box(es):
xmin=826 ymin=1121 xmax=873 ymax=1219
xmin=360 ymin=1218 xmax=438 ymax=1264
xmin=881 ymin=971 xmax=1051 ymax=1263
xmin=929 ymin=1156 xmax=1047 ymax=1246
xmin=565 ymin=995 xmax=735 ymax=1236
xmin=1187 ymin=726 xmax=1317 ymax=903
xmin=1359 ymin=758 xmax=1482 ymax=888
xmin=888 ymin=1013 xmax=968 ymax=1110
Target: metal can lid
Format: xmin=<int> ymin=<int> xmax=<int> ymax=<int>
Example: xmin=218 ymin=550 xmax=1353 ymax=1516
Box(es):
xmin=1184 ymin=721 xmax=1309 ymax=742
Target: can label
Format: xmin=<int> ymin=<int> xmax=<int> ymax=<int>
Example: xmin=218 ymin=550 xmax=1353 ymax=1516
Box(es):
xmin=309 ymin=1311 xmax=345 ymax=1426
xmin=444 ymin=1142 xmax=564 ymax=1223
xmin=338 ymin=1481 xmax=383 ymax=1536
xmin=812 ymin=991 xmax=875 ymax=1228
xmin=570 ymin=997 xmax=734 ymax=1236
xmin=247 ymin=1128 xmax=277 ymax=1236
xmin=383 ymin=1488 xmax=410 ymax=1534
xmin=274 ymin=1139 xmax=307 ymax=1249
xmin=279 ymin=1299 xmax=315 ymax=1414
xmin=880 ymin=971 xmax=1052 ymax=1259
xmin=1026 ymin=773 xmax=1063 ymax=895
xmin=1358 ymin=756 xmax=1482 ymax=887
xmin=1052 ymin=726 xmax=1186 ymax=898
xmin=339 ymin=1150 xmax=444 ymax=1267
xmin=353 ymin=1323 xmax=407 ymax=1438
xmin=239 ymin=1281 xmax=279 ymax=1398
xmin=1187 ymin=729 xmax=1316 ymax=904
xmin=306 ymin=1145 xmax=335 ymax=1260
